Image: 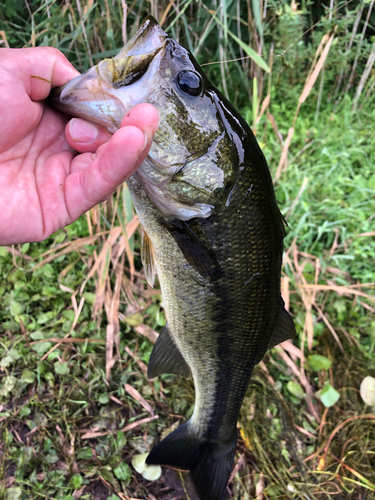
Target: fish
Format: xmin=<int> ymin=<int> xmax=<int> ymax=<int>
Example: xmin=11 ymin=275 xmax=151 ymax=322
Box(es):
xmin=48 ymin=16 xmax=296 ymax=500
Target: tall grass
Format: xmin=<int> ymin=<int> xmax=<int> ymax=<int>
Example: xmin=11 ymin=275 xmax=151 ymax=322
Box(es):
xmin=0 ymin=1 xmax=374 ymax=499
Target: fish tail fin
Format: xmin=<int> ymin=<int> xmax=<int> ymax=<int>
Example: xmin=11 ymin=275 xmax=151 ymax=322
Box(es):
xmin=146 ymin=422 xmax=237 ymax=500
xmin=190 ymin=439 xmax=237 ymax=500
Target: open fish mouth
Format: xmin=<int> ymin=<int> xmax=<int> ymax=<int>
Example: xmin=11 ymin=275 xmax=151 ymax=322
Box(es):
xmin=48 ymin=15 xmax=225 ymax=222
xmin=48 ymin=16 xmax=168 ymax=132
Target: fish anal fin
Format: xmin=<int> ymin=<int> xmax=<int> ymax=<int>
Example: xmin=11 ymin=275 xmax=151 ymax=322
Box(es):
xmin=140 ymin=225 xmax=157 ymax=288
xmin=146 ymin=422 xmax=237 ymax=500
xmin=146 ymin=422 xmax=200 ymax=469
xmin=164 ymin=219 xmax=222 ymax=282
xmin=147 ymin=323 xmax=192 ymax=379
xmin=267 ymin=298 xmax=296 ymax=351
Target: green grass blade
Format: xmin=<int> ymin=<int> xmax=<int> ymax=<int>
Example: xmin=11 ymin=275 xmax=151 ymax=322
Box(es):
xmin=210 ymin=13 xmax=270 ymax=72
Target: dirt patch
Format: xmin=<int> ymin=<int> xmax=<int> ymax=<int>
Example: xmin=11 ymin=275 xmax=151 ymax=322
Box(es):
xmin=146 ymin=469 xmax=200 ymax=500
xmin=83 ymin=479 xmax=111 ymax=499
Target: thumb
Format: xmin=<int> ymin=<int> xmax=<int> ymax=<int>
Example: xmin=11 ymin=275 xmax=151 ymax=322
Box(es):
xmin=64 ymin=125 xmax=150 ymax=222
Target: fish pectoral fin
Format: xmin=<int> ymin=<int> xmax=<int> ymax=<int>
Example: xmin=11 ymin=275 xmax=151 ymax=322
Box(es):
xmin=164 ymin=218 xmax=222 ymax=282
xmin=267 ymin=298 xmax=296 ymax=350
xmin=147 ymin=323 xmax=192 ymax=379
xmin=140 ymin=225 xmax=157 ymax=288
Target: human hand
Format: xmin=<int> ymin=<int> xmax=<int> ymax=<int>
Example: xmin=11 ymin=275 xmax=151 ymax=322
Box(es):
xmin=0 ymin=47 xmax=159 ymax=246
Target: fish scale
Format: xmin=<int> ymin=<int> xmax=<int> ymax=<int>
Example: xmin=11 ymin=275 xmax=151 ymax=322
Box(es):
xmin=48 ymin=15 xmax=296 ymax=500
xmin=129 ymin=114 xmax=281 ymax=443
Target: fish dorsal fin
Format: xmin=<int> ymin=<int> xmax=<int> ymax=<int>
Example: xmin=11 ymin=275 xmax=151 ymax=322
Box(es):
xmin=267 ymin=298 xmax=296 ymax=350
xmin=147 ymin=323 xmax=192 ymax=379
xmin=164 ymin=219 xmax=222 ymax=282
xmin=140 ymin=225 xmax=157 ymax=288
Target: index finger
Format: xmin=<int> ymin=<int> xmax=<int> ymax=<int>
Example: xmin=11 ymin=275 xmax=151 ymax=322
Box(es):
xmin=20 ymin=47 xmax=80 ymax=101
xmin=0 ymin=48 xmax=80 ymax=151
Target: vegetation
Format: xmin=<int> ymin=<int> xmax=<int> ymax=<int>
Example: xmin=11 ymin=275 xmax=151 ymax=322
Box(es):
xmin=1 ymin=0 xmax=374 ymax=499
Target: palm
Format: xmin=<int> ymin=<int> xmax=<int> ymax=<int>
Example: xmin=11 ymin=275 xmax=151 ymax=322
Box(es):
xmin=0 ymin=102 xmax=75 ymax=244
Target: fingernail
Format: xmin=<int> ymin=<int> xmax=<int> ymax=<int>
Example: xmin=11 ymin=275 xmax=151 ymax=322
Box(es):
xmin=69 ymin=118 xmax=99 ymax=143
xmin=141 ymin=132 xmax=148 ymax=151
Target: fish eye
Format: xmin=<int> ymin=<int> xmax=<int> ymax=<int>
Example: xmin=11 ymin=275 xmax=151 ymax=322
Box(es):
xmin=177 ymin=70 xmax=202 ymax=97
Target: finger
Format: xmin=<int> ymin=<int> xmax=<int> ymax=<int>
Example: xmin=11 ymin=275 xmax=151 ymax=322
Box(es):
xmin=0 ymin=48 xmax=80 ymax=150
xmin=1 ymin=47 xmax=80 ymax=102
xmin=65 ymin=118 xmax=113 ymax=153
xmin=65 ymin=125 xmax=148 ymax=221
xmin=121 ymin=103 xmax=160 ymax=139
xmin=66 ymin=102 xmax=159 ymax=154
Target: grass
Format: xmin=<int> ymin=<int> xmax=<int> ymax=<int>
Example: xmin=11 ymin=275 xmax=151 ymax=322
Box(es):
xmin=1 ymin=0 xmax=375 ymax=499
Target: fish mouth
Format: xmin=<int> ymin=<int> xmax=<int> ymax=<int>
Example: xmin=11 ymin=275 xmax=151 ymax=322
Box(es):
xmin=48 ymin=16 xmax=168 ymax=132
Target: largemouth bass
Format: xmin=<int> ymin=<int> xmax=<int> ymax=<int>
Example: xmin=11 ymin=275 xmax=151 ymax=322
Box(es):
xmin=49 ymin=16 xmax=295 ymax=500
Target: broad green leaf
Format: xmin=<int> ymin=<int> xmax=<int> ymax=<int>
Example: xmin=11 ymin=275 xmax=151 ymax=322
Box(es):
xmin=21 ymin=370 xmax=36 ymax=384
xmin=32 ymin=333 xmax=52 ymax=356
xmin=77 ymin=447 xmax=93 ymax=460
xmin=308 ymin=354 xmax=332 ymax=371
xmin=32 ymin=341 xmax=52 ymax=355
xmin=99 ymin=393 xmax=109 ymax=404
xmin=37 ymin=312 xmax=51 ymax=324
xmin=47 ymin=351 xmax=62 ymax=361
xmin=42 ymin=264 xmax=55 ymax=278
xmin=46 ymin=451 xmax=59 ymax=464
xmin=116 ymin=431 xmax=127 ymax=449
xmin=83 ymin=292 xmax=96 ymax=304
xmin=124 ymin=313 xmax=143 ymax=327
xmin=54 ymin=362 xmax=70 ymax=376
xmin=156 ymin=311 xmax=166 ymax=327
xmin=0 ymin=355 xmax=15 ymax=368
xmin=114 ymin=462 xmax=132 ymax=481
xmin=9 ymin=348 xmax=22 ymax=360
xmin=98 ymin=466 xmax=117 ymax=485
xmin=287 ymin=381 xmax=305 ymax=399
xmin=69 ymin=474 xmax=83 ymax=489
xmin=5 ymin=487 xmax=22 ymax=500
xmin=63 ymin=309 xmax=75 ymax=322
xmin=10 ymin=301 xmax=23 ymax=317
xmin=54 ymin=231 xmax=66 ymax=244
xmin=0 ymin=375 xmax=17 ymax=397
xmin=21 ymin=243 xmax=30 ymax=254
xmin=19 ymin=406 xmax=31 ymax=417
xmin=320 ymin=384 xmax=340 ymax=408
xmin=30 ymin=331 xmax=44 ymax=340
xmin=10 ymin=269 xmax=25 ymax=282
